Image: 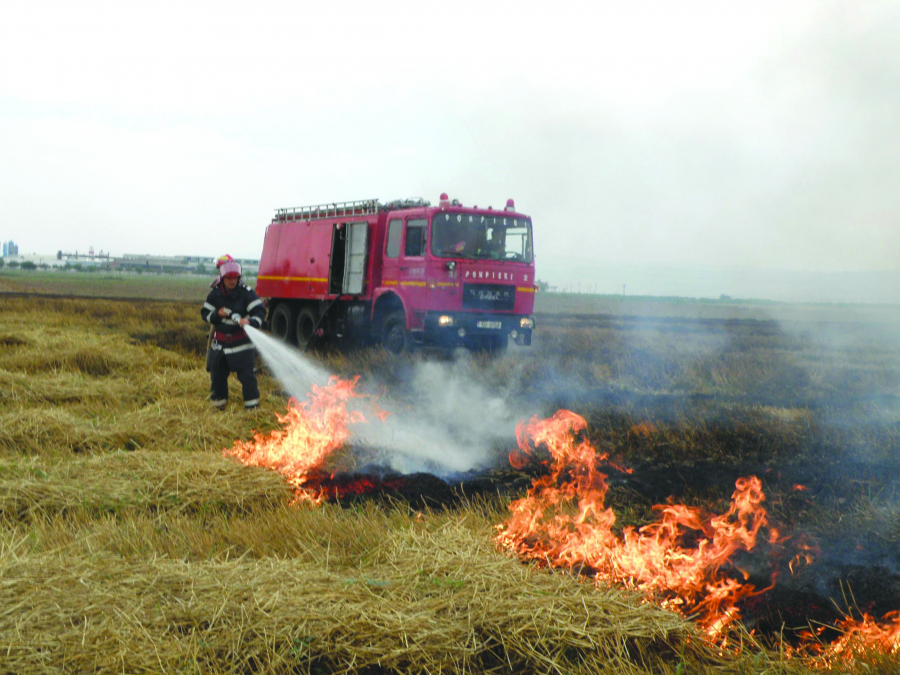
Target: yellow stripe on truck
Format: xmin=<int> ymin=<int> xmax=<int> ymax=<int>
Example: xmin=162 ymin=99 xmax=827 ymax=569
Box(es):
xmin=258 ymin=275 xmax=328 ymax=283
xmin=517 ymin=286 xmax=536 ymax=293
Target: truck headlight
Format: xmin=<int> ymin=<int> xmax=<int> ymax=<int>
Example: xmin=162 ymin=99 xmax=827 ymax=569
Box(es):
xmin=519 ymin=317 xmax=534 ymax=329
xmin=438 ymin=315 xmax=455 ymax=327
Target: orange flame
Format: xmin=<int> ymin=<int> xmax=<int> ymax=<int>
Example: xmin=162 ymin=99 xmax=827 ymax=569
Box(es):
xmin=496 ymin=410 xmax=773 ymax=637
xmin=805 ymin=611 xmax=900 ymax=667
xmin=224 ymin=376 xmax=370 ymax=503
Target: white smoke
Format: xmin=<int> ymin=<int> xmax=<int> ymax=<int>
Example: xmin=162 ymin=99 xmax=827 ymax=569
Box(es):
xmin=354 ymin=356 xmax=520 ymax=475
xmin=244 ymin=327 xmax=520 ymax=476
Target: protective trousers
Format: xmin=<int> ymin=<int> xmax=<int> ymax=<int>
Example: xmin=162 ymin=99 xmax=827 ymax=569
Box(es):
xmin=207 ymin=344 xmax=260 ymax=408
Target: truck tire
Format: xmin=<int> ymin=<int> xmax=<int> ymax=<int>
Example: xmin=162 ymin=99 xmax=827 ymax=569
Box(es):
xmin=270 ymin=304 xmax=295 ymax=343
xmin=382 ymin=310 xmax=414 ymax=355
xmin=296 ymin=306 xmax=319 ymax=350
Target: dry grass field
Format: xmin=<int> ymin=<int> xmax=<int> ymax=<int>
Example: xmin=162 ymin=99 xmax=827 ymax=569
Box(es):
xmin=0 ymin=269 xmax=233 ymax=302
xmin=2 ymin=271 xmax=900 ymax=674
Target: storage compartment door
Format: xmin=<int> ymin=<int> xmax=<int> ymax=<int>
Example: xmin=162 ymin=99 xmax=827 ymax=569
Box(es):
xmin=343 ymin=221 xmax=368 ymax=294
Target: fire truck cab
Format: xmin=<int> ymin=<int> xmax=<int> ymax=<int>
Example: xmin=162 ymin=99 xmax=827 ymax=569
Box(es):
xmin=255 ymin=193 xmax=536 ymax=353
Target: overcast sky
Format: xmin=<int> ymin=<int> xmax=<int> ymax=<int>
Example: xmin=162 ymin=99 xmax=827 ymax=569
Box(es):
xmin=1 ymin=1 xmax=897 ymax=297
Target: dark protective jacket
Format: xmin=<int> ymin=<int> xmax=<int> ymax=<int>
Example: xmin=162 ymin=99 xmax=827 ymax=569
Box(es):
xmin=201 ymin=281 xmax=266 ymax=366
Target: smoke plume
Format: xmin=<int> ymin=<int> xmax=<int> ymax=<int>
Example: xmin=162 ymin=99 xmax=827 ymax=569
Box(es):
xmin=245 ymin=327 xmax=521 ymax=476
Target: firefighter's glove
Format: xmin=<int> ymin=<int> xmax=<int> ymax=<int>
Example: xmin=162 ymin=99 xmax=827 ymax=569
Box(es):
xmin=217 ymin=307 xmax=232 ymax=318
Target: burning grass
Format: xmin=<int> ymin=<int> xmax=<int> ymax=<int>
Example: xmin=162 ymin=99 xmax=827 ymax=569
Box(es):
xmin=2 ymin=290 xmax=900 ymax=673
xmin=497 ymin=410 xmax=777 ymax=638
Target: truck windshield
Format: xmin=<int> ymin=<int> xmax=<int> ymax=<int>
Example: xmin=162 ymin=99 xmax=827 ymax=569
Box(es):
xmin=431 ymin=212 xmax=533 ymax=262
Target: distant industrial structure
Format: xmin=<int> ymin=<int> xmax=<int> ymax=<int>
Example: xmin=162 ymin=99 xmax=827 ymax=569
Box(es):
xmin=1 ymin=244 xmax=259 ymax=275
xmin=116 ymin=254 xmax=259 ymax=275
xmin=57 ymin=246 xmax=110 ymax=261
xmin=54 ymin=247 xmax=112 ymax=268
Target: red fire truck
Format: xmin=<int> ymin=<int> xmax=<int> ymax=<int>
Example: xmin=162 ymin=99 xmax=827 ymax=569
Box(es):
xmin=255 ymin=193 xmax=536 ymax=353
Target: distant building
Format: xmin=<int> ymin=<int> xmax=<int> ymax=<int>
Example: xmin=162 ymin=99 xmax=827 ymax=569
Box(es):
xmin=57 ymin=249 xmax=112 ymax=269
xmin=116 ymin=254 xmax=259 ymax=275
xmin=9 ymin=253 xmax=66 ymax=268
xmin=2 ymin=245 xmax=260 ymax=275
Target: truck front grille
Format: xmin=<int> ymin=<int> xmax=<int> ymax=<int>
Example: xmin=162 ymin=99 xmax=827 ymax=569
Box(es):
xmin=462 ymin=283 xmax=515 ymax=311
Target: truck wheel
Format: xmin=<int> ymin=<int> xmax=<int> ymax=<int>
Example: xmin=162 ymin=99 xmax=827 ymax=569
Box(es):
xmin=382 ymin=311 xmax=414 ymax=355
xmin=270 ymin=304 xmax=295 ymax=343
xmin=296 ymin=306 xmax=319 ymax=349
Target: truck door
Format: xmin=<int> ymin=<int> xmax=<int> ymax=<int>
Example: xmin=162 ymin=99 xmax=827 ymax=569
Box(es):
xmin=381 ymin=217 xmax=403 ymax=290
xmin=398 ymin=217 xmax=428 ymax=313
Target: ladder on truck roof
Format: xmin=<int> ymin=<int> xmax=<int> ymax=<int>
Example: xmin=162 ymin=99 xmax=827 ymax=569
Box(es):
xmin=274 ymin=197 xmax=432 ymax=221
xmin=275 ymin=199 xmax=380 ymax=222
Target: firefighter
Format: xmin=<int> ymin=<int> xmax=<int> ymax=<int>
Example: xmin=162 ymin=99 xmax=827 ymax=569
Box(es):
xmin=200 ymin=260 xmax=266 ymax=410
xmin=478 ymin=228 xmax=505 ymax=259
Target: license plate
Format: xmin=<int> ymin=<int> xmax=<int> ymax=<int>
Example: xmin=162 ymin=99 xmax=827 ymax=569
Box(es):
xmin=476 ymin=320 xmax=502 ymax=330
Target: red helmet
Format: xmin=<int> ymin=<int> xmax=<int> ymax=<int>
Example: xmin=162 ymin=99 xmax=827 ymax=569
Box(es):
xmin=216 ymin=254 xmax=235 ymax=268
xmin=220 ymin=261 xmax=242 ymax=278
